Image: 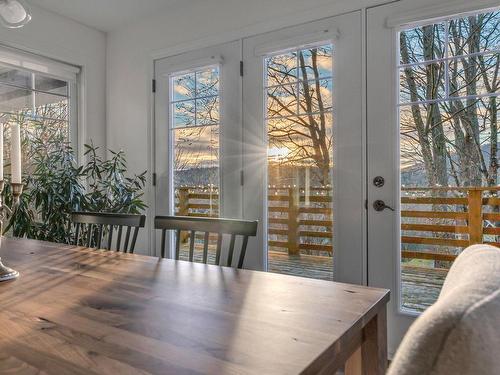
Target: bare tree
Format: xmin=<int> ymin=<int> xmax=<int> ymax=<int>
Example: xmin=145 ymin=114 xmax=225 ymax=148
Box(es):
xmin=172 ymin=70 xmax=220 ymax=188
xmin=267 ymin=46 xmax=333 ymax=185
xmin=400 ymin=11 xmax=499 ymax=188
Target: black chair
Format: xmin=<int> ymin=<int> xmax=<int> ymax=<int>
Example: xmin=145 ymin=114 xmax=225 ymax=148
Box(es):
xmin=71 ymin=212 xmax=146 ymax=253
xmin=154 ymin=215 xmax=258 ymax=269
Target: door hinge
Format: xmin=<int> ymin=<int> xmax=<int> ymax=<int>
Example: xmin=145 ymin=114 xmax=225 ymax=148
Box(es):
xmin=365 ymin=199 xmax=368 ymax=210
xmin=240 ymin=61 xmax=244 ymax=77
xmin=240 ymin=170 xmax=244 ymax=186
xmin=152 ymin=172 xmax=157 ymax=186
xmin=152 ymin=79 xmax=156 ymax=93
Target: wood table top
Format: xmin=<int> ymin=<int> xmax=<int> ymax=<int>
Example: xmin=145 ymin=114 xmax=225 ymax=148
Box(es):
xmin=0 ymin=238 xmax=389 ymax=375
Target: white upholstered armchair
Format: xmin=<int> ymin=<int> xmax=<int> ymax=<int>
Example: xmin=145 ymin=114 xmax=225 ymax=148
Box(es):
xmin=388 ymin=245 xmax=500 ymax=375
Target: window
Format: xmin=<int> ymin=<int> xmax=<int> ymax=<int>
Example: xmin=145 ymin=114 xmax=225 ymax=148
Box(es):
xmin=170 ymin=66 xmax=220 ymax=217
xmin=398 ymin=9 xmax=499 ymax=312
xmin=0 ymin=63 xmax=76 ymax=176
xmin=265 ymin=44 xmax=334 ymax=279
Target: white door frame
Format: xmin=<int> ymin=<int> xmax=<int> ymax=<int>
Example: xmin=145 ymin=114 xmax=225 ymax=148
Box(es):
xmin=242 ymin=11 xmax=366 ymax=283
xmin=366 ymin=0 xmax=500 ymax=355
xmin=153 ymin=40 xmax=242 ymax=257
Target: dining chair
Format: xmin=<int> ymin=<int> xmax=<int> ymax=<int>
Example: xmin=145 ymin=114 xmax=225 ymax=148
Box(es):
xmin=154 ymin=215 xmax=258 ymax=269
xmin=70 ymin=212 xmax=146 ymax=253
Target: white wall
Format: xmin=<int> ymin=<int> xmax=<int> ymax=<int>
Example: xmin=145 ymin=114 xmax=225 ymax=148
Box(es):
xmin=106 ymin=0 xmax=392 ymax=253
xmin=0 ymin=4 xmax=106 ymax=150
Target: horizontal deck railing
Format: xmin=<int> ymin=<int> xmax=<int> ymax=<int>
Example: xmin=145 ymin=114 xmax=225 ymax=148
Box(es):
xmin=174 ymin=185 xmax=500 ymax=269
xmin=401 ymin=186 xmax=500 ymax=266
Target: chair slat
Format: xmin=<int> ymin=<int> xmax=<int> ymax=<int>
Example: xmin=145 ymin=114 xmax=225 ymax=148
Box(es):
xmin=116 ymin=225 xmax=123 ymax=251
xmin=87 ymin=224 xmax=94 ymax=248
xmin=107 ymin=225 xmax=114 ymax=250
xmin=96 ymin=224 xmax=104 ymax=249
xmin=227 ymin=234 xmax=236 ymax=267
xmin=75 ymin=223 xmax=81 ymax=246
xmin=161 ymin=229 xmax=167 ymax=258
xmin=202 ymin=232 xmax=209 ymax=263
xmin=130 ymin=227 xmax=139 ymax=253
xmin=175 ymin=229 xmax=181 ymax=260
xmin=215 ymin=233 xmax=222 ymax=265
xmin=189 ymin=230 xmax=195 ymax=262
xmin=238 ymin=235 xmax=249 ymax=269
xmin=124 ymin=226 xmax=131 ymax=251
xmin=66 ymin=219 xmax=72 ymax=244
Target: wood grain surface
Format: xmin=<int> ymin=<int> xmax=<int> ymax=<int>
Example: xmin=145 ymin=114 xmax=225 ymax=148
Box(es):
xmin=0 ymin=238 xmax=389 ymax=374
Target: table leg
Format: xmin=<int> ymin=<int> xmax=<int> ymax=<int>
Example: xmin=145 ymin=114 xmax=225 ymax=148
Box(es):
xmin=345 ymin=347 xmax=362 ymax=375
xmin=345 ymin=306 xmax=387 ymax=375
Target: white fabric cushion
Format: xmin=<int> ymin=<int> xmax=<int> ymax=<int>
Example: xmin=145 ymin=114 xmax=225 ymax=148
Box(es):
xmin=388 ymin=244 xmax=500 ymax=375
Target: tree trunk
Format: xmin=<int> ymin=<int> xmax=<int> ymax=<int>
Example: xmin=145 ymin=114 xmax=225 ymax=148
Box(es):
xmin=400 ymin=31 xmax=437 ymax=186
xmin=488 ymin=96 xmax=498 ymax=186
xmin=422 ymin=25 xmax=447 ymax=187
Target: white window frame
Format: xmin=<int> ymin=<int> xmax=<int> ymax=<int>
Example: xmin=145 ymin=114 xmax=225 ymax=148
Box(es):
xmin=0 ymin=45 xmax=80 ymax=157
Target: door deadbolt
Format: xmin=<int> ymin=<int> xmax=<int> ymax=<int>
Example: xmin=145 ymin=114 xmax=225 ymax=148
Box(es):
xmin=373 ymin=200 xmax=395 ymax=212
xmin=373 ymin=176 xmax=385 ymax=188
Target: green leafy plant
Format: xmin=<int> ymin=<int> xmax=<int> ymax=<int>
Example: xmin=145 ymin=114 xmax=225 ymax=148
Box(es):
xmin=82 ymin=144 xmax=147 ymax=214
xmin=3 ymin=137 xmax=146 ymax=244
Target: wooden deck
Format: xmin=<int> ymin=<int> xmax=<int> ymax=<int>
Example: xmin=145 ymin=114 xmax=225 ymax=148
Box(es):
xmin=178 ymin=247 xmax=444 ymax=312
xmin=268 ymin=251 xmax=445 ymax=312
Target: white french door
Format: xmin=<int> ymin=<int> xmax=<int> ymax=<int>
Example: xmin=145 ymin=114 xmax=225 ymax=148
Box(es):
xmin=151 ymin=0 xmax=499 ymax=356
xmin=154 ymin=41 xmax=242 ymax=258
xmin=367 ymin=0 xmax=500 ymax=354
xmin=241 ymin=12 xmax=365 ymax=283
xmin=154 ymin=13 xmax=365 ymax=278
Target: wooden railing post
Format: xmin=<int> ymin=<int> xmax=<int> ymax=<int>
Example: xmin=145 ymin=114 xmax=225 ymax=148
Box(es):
xmin=177 ymin=187 xmax=190 ymax=243
xmin=288 ymin=187 xmax=300 ymax=255
xmin=468 ymin=188 xmax=483 ymax=245
xmin=177 ymin=187 xmax=190 ymax=216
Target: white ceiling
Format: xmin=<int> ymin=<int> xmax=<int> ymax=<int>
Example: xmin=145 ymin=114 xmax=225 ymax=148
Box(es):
xmin=30 ymin=0 xmax=192 ymax=32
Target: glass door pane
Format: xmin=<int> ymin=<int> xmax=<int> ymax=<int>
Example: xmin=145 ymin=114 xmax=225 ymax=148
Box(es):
xmin=265 ymin=45 xmax=334 ymax=280
xmin=242 ymin=12 xmax=364 ymax=282
xmin=398 ymin=9 xmax=500 ymax=313
xmin=170 ymin=66 xmax=220 ymax=219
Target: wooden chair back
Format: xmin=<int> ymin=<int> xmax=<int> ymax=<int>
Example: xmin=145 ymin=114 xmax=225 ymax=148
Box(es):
xmin=71 ymin=212 xmax=146 ymax=253
xmin=154 ymin=215 xmax=258 ymax=269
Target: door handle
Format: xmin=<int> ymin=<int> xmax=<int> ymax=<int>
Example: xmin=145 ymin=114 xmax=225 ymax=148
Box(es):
xmin=373 ymin=200 xmax=395 ymax=212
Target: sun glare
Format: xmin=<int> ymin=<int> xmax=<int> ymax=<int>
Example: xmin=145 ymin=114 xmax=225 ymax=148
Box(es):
xmin=268 ymin=147 xmax=289 ymax=161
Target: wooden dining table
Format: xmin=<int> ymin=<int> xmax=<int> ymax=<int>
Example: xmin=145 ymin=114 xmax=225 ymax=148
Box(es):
xmin=0 ymin=238 xmax=389 ymax=375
